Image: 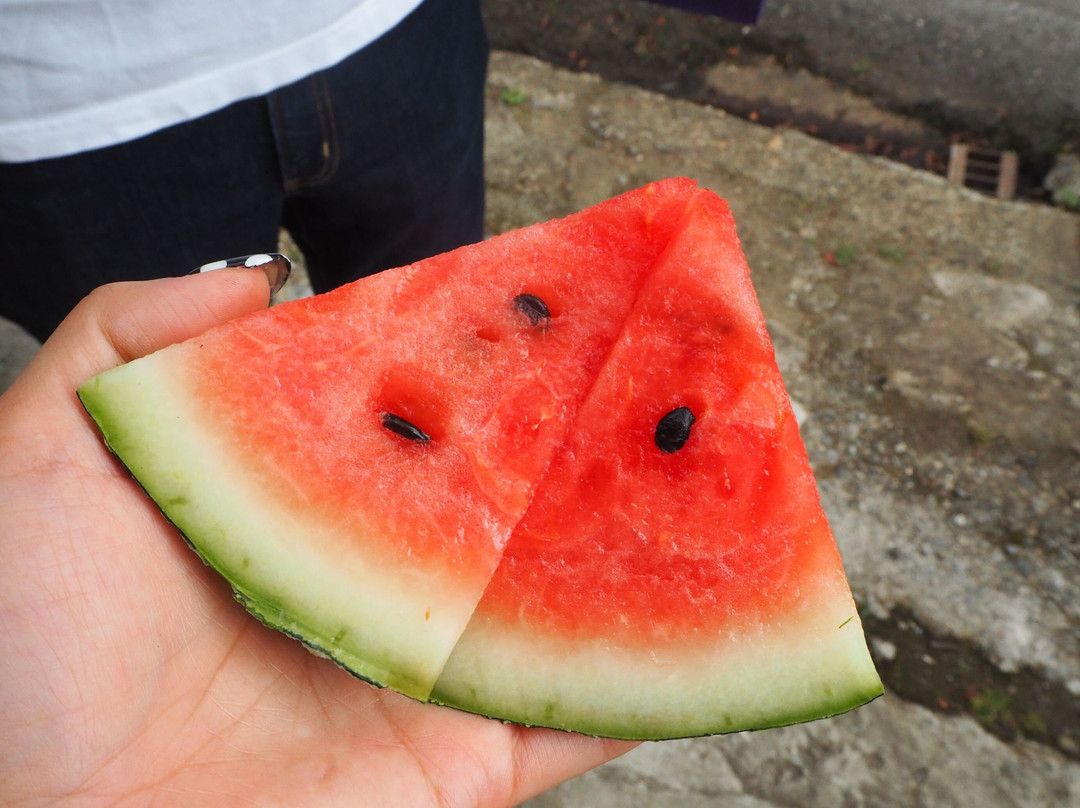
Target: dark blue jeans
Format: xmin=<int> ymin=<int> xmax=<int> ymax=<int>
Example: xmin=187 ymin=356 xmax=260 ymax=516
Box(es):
xmin=0 ymin=0 xmax=488 ymax=342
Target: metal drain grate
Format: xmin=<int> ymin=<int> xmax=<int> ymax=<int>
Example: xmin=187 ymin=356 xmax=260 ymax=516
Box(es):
xmin=947 ymin=144 xmax=1019 ymax=200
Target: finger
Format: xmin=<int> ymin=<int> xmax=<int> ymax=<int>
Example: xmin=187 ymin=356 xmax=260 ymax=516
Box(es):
xmin=8 ymin=255 xmax=289 ymax=402
xmin=507 ymin=728 xmax=639 ymax=805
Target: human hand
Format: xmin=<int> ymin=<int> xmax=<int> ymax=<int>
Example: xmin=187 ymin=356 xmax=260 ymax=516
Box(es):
xmin=0 ymin=264 xmax=634 ymax=807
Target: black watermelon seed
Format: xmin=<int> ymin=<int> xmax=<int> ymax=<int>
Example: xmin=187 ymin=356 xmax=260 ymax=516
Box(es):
xmin=513 ymin=293 xmax=551 ymax=326
xmin=655 ymin=407 xmax=696 ymax=453
xmin=381 ymin=412 xmax=432 ymax=443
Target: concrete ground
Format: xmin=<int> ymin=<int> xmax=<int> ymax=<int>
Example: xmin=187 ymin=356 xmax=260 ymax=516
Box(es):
xmin=3 ymin=51 xmax=1078 ymax=807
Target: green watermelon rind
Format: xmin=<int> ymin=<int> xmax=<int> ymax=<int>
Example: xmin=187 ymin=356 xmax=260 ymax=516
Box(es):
xmin=77 ymin=358 xmax=473 ymax=701
xmin=430 ymin=597 xmax=883 ymax=740
xmin=433 ymin=683 xmax=883 ymax=742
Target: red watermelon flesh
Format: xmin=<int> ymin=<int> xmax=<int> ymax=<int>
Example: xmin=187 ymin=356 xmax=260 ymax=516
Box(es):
xmin=77 ymin=178 xmax=697 ymax=699
xmin=431 ymin=190 xmax=882 ymax=738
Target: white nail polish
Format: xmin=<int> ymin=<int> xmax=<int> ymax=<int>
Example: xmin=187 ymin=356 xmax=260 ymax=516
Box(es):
xmin=190 ymin=253 xmax=291 ymax=296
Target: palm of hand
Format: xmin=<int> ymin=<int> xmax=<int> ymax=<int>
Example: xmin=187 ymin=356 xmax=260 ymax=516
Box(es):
xmin=0 ymin=275 xmax=631 ymax=807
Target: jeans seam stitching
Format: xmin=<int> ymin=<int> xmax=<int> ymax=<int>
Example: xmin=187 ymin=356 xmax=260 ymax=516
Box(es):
xmin=283 ymin=74 xmax=340 ymax=192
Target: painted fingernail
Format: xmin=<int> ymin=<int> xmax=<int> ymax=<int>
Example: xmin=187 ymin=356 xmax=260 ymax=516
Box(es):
xmin=193 ymin=253 xmax=292 ymax=297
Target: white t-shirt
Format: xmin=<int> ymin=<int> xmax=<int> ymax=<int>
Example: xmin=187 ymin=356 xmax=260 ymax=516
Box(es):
xmin=0 ymin=0 xmax=424 ymax=162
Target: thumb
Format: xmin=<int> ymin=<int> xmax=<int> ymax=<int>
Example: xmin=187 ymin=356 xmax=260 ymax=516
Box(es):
xmin=10 ymin=255 xmax=290 ymax=402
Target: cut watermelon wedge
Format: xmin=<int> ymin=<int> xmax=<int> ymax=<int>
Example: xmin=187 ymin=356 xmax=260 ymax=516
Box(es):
xmin=78 ymin=178 xmax=882 ymax=735
xmin=431 ymin=190 xmax=882 ymax=738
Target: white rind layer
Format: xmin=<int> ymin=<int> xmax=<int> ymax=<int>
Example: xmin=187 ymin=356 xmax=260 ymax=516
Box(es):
xmin=79 ymin=352 xmax=482 ymax=699
xmin=432 ymin=595 xmax=882 ymax=739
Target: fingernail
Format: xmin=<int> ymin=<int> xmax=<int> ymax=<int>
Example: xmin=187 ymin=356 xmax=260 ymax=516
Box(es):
xmin=192 ymin=253 xmax=292 ymax=297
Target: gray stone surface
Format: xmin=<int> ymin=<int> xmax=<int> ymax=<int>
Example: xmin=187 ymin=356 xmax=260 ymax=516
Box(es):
xmin=532 ymin=697 xmax=1080 ymax=807
xmin=2 ymin=49 xmax=1077 ymax=807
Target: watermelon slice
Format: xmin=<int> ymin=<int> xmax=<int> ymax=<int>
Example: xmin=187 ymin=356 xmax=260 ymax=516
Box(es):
xmin=77 ymin=178 xmax=882 ymax=736
xmin=431 ymin=190 xmax=883 ymax=738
